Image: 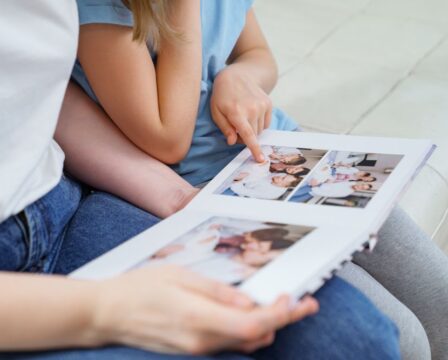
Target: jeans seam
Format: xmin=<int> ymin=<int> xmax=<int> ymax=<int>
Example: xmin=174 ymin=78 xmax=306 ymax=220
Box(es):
xmin=42 ymin=227 xmax=68 ymax=273
xmin=23 ymin=202 xmax=48 ymax=272
xmin=42 ymin=175 xmax=88 ymax=273
xmin=13 ymin=214 xmax=31 ymax=272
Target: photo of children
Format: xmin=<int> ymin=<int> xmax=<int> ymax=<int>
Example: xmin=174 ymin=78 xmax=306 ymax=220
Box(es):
xmin=289 ymin=151 xmax=404 ymax=208
xmin=215 ymin=145 xmax=327 ymax=201
xmin=137 ymin=217 xmax=314 ymax=285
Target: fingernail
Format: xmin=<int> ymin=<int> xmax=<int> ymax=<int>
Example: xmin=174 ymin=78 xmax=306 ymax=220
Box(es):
xmin=300 ymin=297 xmax=319 ymax=313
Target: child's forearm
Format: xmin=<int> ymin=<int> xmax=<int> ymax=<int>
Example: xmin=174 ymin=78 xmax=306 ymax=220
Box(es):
xmin=226 ymin=48 xmax=278 ymax=95
xmin=55 ymin=83 xmax=198 ymax=219
xmin=152 ymin=0 xmax=203 ymax=161
xmin=76 ymin=1 xmax=202 ymax=164
xmin=226 ymin=10 xmax=278 ymax=94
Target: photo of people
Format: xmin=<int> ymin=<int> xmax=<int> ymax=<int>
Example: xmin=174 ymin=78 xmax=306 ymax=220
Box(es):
xmin=289 ymin=151 xmax=404 ymax=208
xmin=215 ymin=145 xmax=327 ymax=201
xmin=137 ymin=217 xmax=314 ymax=285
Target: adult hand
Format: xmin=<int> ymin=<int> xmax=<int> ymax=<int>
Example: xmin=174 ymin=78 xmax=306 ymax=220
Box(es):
xmin=210 ymin=67 xmax=273 ymax=163
xmin=93 ymin=266 xmax=318 ymax=355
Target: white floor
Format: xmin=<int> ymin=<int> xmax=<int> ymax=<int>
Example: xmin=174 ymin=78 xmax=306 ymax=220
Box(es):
xmin=255 ymin=0 xmax=448 ymax=252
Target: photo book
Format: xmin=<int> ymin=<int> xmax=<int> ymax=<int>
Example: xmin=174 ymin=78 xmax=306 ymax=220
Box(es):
xmin=71 ymin=130 xmax=435 ymax=304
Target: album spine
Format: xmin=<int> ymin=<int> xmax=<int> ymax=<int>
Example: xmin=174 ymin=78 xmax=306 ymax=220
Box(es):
xmin=298 ymin=234 xmax=377 ymax=300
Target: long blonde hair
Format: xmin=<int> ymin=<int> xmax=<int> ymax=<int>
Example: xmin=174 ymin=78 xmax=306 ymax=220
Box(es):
xmin=121 ymin=0 xmax=177 ymax=48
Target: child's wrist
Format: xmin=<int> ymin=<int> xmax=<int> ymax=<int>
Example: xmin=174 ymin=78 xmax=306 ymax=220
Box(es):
xmin=216 ymin=66 xmax=247 ymax=83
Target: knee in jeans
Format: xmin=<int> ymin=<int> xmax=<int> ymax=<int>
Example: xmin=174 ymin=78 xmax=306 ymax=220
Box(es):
xmin=315 ymin=277 xmax=400 ymax=359
xmin=357 ymin=312 xmax=400 ymax=360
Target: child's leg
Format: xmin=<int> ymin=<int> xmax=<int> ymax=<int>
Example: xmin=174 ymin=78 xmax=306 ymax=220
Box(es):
xmin=353 ymin=207 xmax=448 ymax=360
xmin=53 ymin=191 xmax=159 ymax=275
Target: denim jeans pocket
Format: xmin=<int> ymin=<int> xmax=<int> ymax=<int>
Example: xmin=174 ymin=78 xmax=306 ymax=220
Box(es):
xmin=0 ymin=175 xmax=85 ymax=273
xmin=0 ymin=213 xmax=30 ymax=271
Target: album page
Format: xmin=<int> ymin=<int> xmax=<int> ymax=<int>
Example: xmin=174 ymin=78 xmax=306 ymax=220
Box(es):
xmin=71 ymin=208 xmax=366 ymax=304
xmin=71 ymin=130 xmax=433 ymax=304
xmin=190 ymin=130 xmax=435 ymax=234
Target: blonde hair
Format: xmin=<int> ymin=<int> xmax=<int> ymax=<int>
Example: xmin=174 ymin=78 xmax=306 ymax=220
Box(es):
xmin=121 ymin=0 xmax=178 ymax=48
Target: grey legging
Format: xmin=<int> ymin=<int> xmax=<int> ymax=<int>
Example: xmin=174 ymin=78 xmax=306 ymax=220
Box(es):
xmin=338 ymin=207 xmax=448 ymax=360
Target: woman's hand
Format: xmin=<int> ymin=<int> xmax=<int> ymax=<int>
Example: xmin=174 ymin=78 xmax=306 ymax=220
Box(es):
xmin=93 ymin=265 xmax=318 ymax=354
xmin=210 ymin=67 xmax=273 ymax=163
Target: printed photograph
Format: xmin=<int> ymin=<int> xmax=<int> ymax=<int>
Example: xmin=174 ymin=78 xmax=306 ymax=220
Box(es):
xmin=215 ymin=145 xmax=327 ymax=201
xmin=288 ymin=151 xmax=404 ymax=208
xmin=136 ymin=217 xmax=315 ymax=285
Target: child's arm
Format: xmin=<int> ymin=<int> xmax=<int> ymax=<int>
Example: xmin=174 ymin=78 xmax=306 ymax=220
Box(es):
xmin=210 ymin=9 xmax=278 ymax=163
xmin=55 ymin=82 xmax=198 ymax=219
xmin=77 ymin=1 xmax=201 ymax=164
xmin=226 ymin=9 xmax=279 ymax=94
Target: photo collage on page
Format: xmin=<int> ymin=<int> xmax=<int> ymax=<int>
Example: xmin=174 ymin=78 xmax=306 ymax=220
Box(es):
xmin=134 ymin=217 xmax=315 ymax=285
xmin=214 ymin=145 xmax=327 ymax=201
xmin=214 ymin=145 xmax=404 ymax=209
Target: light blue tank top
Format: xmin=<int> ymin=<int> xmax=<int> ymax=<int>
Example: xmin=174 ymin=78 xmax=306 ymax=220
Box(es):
xmin=72 ymin=0 xmax=299 ymax=186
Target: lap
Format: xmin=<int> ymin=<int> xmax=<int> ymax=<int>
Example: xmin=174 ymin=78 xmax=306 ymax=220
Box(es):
xmin=255 ymin=276 xmax=400 ymax=360
xmin=53 ymin=192 xmax=400 ymax=359
xmin=54 ymin=191 xmax=160 ymax=274
xmin=1 ymin=189 xmax=401 ymax=359
xmin=0 ymin=174 xmax=84 ymax=273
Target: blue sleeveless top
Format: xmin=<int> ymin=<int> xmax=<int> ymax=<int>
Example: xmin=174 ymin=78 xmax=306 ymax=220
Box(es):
xmin=72 ymin=0 xmax=299 ymax=186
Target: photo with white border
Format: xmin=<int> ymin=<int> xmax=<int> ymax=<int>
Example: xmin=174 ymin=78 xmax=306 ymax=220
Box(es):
xmin=134 ymin=216 xmax=315 ymax=285
xmin=214 ymin=145 xmax=327 ymax=201
xmin=288 ymin=151 xmax=404 ymax=208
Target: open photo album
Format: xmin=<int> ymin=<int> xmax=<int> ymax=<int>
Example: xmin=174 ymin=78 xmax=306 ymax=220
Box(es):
xmin=71 ymin=130 xmax=435 ymax=304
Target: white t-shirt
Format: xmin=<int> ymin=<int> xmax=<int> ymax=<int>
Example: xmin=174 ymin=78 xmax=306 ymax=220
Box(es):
xmin=0 ymin=1 xmax=78 ymax=222
xmin=311 ymin=182 xmax=355 ymax=198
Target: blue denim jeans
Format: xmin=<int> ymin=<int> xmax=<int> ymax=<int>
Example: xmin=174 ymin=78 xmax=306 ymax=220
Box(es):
xmin=0 ymin=175 xmax=85 ymax=273
xmin=0 ymin=176 xmax=400 ymax=359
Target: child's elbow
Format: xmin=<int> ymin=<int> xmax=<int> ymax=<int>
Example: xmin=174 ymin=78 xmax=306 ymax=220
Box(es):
xmin=158 ymin=142 xmax=190 ymax=165
xmin=161 ymin=187 xmax=199 ymax=218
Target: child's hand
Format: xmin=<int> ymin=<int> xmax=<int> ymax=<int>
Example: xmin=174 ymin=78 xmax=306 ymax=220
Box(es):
xmin=210 ymin=68 xmax=273 ymax=163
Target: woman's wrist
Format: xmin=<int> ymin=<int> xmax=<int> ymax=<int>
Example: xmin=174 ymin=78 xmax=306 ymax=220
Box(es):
xmin=67 ymin=280 xmax=112 ymax=348
xmin=0 ymin=274 xmax=114 ymax=351
xmin=86 ymin=279 xmax=129 ymax=348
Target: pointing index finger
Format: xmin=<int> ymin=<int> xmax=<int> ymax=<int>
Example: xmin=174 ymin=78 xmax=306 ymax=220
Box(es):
xmin=237 ymin=122 xmax=264 ymax=163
